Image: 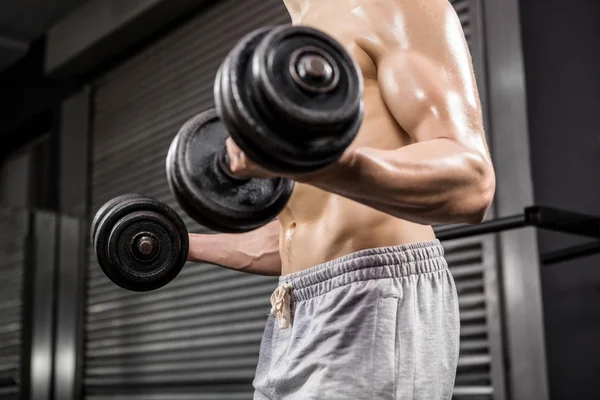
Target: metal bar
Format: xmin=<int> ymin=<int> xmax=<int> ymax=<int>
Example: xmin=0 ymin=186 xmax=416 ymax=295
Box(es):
xmin=435 ymin=206 xmax=600 ymax=241
xmin=24 ymin=212 xmax=57 ymax=400
xmin=435 ymin=214 xmax=527 ymax=240
xmin=541 ymin=241 xmax=600 ymax=265
xmin=53 ymin=216 xmax=87 ymax=400
xmin=526 ymin=206 xmax=600 ymax=238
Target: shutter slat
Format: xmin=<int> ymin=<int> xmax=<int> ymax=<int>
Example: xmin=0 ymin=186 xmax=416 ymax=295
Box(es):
xmin=455 ymin=277 xmax=484 ymax=293
xmin=0 ymin=300 xmax=21 ymax=313
xmin=458 ymin=355 xmax=492 ymax=367
xmin=459 ymin=309 xmax=487 ymax=322
xmin=460 ymin=339 xmax=489 ymax=352
xmin=454 ymin=386 xmax=495 ymax=396
xmin=456 ymin=372 xmax=492 ymax=384
xmin=458 ymin=293 xmax=486 ymax=308
xmin=460 ymin=324 xmax=488 ymax=337
xmin=450 ymin=264 xmax=485 ymax=279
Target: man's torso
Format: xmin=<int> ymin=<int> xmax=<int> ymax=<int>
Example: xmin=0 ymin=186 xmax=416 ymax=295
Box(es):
xmin=278 ymin=0 xmax=440 ymax=274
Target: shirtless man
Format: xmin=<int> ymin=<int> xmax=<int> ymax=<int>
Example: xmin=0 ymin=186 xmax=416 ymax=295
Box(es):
xmin=188 ymin=0 xmax=496 ymax=398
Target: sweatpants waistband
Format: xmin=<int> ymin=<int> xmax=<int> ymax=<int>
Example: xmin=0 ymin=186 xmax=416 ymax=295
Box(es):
xmin=278 ymin=240 xmax=447 ymax=302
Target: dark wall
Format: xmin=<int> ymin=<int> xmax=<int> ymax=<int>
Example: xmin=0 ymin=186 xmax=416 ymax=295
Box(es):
xmin=520 ymin=0 xmax=600 ymax=399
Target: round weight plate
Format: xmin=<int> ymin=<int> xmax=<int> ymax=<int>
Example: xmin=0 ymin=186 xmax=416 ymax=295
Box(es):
xmin=91 ymin=193 xmax=144 ymax=251
xmin=94 ymin=196 xmax=188 ymax=292
xmin=166 ymin=109 xmax=294 ymax=233
xmin=253 ymin=24 xmax=363 ymax=130
xmin=217 ymin=27 xmax=338 ymax=173
xmin=217 ymin=25 xmax=363 ymax=174
xmin=215 ymin=27 xmax=299 ymax=173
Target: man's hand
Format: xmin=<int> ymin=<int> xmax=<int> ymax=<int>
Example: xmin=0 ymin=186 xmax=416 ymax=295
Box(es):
xmin=225 ymin=136 xmax=350 ymax=182
xmin=225 ymin=137 xmax=279 ymax=179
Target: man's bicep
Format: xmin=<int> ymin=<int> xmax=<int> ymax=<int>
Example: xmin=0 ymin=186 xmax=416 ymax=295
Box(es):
xmin=377 ymin=49 xmax=478 ymax=144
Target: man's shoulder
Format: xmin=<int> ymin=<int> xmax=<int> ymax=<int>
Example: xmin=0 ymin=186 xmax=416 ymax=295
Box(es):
xmin=348 ymin=0 xmax=466 ymax=67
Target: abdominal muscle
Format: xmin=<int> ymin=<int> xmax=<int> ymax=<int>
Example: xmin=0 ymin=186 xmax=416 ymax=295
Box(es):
xmin=276 ymin=81 xmax=436 ymax=275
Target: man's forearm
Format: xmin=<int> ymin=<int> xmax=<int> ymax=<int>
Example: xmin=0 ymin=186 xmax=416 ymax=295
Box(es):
xmin=303 ymin=138 xmax=495 ymax=225
xmin=187 ymin=220 xmax=282 ymax=276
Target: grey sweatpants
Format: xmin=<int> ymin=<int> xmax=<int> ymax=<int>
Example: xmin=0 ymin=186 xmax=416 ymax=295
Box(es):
xmin=253 ymin=240 xmax=460 ymax=400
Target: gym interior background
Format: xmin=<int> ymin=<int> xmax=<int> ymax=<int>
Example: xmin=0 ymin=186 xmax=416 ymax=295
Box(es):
xmin=0 ymin=0 xmax=598 ymax=399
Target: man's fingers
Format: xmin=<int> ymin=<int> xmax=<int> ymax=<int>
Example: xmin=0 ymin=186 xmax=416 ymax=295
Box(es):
xmin=225 ymin=138 xmax=240 ymax=171
xmin=224 ymin=137 xmax=276 ymax=179
xmin=226 ymin=137 xmax=249 ymax=175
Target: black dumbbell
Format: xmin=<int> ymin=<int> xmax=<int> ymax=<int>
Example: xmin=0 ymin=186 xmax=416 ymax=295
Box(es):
xmin=166 ymin=109 xmax=295 ymax=233
xmin=167 ymin=24 xmax=363 ymax=233
xmin=91 ymin=194 xmax=188 ymax=291
xmin=216 ymin=25 xmax=363 ymax=173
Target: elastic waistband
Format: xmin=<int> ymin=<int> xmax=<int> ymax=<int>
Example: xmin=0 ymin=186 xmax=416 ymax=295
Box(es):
xmin=279 ymin=240 xmax=447 ymax=302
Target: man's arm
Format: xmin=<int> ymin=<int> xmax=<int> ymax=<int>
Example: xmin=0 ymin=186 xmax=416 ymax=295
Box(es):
xmin=187 ymin=220 xmax=282 ymax=276
xmin=300 ymin=2 xmax=495 ymax=225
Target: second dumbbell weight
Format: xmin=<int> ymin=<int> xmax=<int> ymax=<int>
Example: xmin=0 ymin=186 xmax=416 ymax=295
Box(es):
xmin=91 ymin=194 xmax=189 ymax=291
xmin=168 ymin=24 xmax=364 ymax=233
xmin=166 ymin=109 xmax=295 ymax=233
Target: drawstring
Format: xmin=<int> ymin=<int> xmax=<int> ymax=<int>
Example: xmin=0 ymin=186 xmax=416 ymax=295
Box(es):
xmin=270 ymin=282 xmax=293 ymax=329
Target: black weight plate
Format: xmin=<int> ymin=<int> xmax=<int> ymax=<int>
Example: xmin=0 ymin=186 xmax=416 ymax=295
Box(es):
xmin=214 ymin=27 xmax=299 ymax=173
xmin=166 ymin=109 xmax=294 ymax=233
xmin=218 ymin=25 xmax=362 ymax=174
xmin=217 ymin=28 xmax=340 ymax=174
xmin=253 ymin=24 xmax=363 ymax=131
xmin=94 ymin=196 xmax=188 ymax=292
xmin=253 ymin=24 xmax=363 ymax=163
xmin=91 ymin=193 xmax=144 ymax=251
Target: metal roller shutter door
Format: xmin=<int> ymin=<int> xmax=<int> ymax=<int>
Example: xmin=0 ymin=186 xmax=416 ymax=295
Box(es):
xmin=446 ymin=236 xmax=504 ymax=400
xmin=0 ymin=206 xmax=28 ymax=400
xmin=86 ymin=0 xmax=290 ymax=398
xmin=86 ymin=0 xmax=503 ymax=399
